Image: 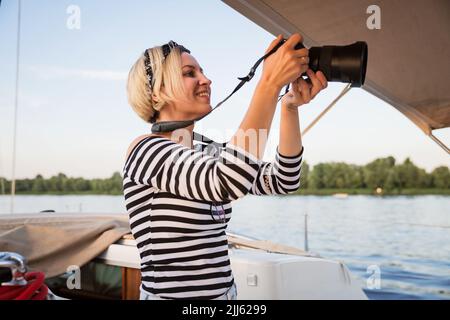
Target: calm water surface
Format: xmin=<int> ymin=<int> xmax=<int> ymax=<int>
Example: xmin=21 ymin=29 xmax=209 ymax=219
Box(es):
xmin=1 ymin=194 xmax=449 ymax=300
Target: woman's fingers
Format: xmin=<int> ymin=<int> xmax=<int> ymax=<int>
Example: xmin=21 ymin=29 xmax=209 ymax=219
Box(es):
xmin=293 ymin=48 xmax=309 ymax=58
xmin=285 ymin=70 xmax=328 ymax=107
xmin=299 ymin=78 xmax=311 ymax=103
xmin=316 ymin=71 xmax=328 ymax=89
xmin=306 ymin=69 xmax=324 ymax=98
xmin=291 ymin=78 xmax=299 ymax=93
xmin=265 ymin=34 xmax=283 ymax=54
xmin=295 ymin=49 xmax=309 ymax=74
xmin=300 ymin=55 xmax=309 ymax=66
xmin=284 ymin=33 xmax=303 ymax=50
xmin=292 ymin=78 xmax=303 ymax=99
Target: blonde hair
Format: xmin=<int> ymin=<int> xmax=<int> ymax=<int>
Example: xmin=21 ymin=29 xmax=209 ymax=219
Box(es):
xmin=127 ymin=45 xmax=187 ymax=123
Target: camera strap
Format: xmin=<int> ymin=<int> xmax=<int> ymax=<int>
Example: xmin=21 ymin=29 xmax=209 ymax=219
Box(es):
xmin=151 ymin=38 xmax=290 ymax=133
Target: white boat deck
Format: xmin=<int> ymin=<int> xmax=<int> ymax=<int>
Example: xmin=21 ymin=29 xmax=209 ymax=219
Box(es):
xmin=97 ymin=235 xmax=367 ymax=300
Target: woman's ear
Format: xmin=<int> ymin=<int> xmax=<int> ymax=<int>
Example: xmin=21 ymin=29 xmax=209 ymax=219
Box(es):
xmin=152 ymin=84 xmax=166 ymax=103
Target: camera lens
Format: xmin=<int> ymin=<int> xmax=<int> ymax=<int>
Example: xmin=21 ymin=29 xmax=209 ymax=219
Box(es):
xmin=293 ymin=41 xmax=368 ymax=87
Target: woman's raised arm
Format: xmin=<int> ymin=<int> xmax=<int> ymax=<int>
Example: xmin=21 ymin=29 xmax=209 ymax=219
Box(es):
xmin=229 ymin=33 xmax=309 ymax=160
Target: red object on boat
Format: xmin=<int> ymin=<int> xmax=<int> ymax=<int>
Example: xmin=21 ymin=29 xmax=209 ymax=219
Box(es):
xmin=0 ymin=272 xmax=48 ymax=300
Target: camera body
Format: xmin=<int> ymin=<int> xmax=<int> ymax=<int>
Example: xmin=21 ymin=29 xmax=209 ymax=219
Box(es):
xmin=280 ymin=39 xmax=368 ymax=87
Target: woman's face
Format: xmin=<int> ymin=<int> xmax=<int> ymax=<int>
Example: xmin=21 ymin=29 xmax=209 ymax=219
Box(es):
xmin=169 ymin=52 xmax=212 ymax=119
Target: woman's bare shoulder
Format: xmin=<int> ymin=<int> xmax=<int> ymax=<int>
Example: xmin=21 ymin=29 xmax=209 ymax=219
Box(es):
xmin=126 ymin=134 xmax=151 ymax=159
xmin=126 ymin=134 xmax=173 ymax=160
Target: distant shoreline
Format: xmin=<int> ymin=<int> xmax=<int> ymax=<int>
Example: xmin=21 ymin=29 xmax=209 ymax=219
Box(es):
xmin=3 ymin=188 xmax=449 ymax=196
xmin=295 ymin=188 xmax=450 ymax=196
xmin=1 ymin=157 xmax=448 ymax=196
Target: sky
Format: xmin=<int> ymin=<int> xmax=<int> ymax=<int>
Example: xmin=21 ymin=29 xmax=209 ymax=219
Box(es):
xmin=0 ymin=0 xmax=449 ymax=180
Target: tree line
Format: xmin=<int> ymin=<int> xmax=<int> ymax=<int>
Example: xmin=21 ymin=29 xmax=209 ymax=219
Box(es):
xmin=0 ymin=157 xmax=448 ymax=195
xmin=299 ymin=156 xmax=449 ymax=194
xmin=0 ymin=172 xmax=123 ymax=195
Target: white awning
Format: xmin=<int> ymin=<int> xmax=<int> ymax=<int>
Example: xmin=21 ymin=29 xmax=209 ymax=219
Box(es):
xmin=222 ymin=0 xmax=450 ymax=139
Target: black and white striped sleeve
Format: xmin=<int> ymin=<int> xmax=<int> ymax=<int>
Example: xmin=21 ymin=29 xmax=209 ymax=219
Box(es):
xmin=249 ymin=147 xmax=304 ymax=195
xmin=123 ymin=137 xmax=260 ymax=202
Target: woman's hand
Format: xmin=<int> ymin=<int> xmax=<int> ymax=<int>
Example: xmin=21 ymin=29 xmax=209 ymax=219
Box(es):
xmin=261 ymin=33 xmax=310 ymax=91
xmin=281 ymin=69 xmax=328 ymax=109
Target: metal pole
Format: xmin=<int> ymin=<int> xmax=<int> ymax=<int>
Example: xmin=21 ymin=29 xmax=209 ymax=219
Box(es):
xmin=304 ymin=212 xmax=309 ymax=252
xmin=302 ymin=83 xmax=352 ymax=136
xmin=428 ymin=133 xmax=450 ymax=155
xmin=10 ymin=0 xmax=22 ymax=213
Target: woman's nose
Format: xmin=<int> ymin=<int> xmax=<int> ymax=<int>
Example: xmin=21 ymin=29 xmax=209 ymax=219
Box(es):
xmin=199 ymin=73 xmax=212 ymax=86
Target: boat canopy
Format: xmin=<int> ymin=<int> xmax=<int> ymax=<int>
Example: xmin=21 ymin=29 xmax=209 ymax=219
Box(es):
xmin=0 ymin=213 xmax=130 ymax=278
xmin=222 ymin=0 xmax=450 ymax=150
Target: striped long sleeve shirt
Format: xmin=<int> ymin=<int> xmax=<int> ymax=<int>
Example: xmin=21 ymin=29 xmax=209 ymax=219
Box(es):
xmin=122 ymin=135 xmax=303 ymax=299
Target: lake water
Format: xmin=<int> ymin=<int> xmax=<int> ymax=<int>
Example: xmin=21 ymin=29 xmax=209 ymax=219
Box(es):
xmin=1 ymin=194 xmax=449 ymax=300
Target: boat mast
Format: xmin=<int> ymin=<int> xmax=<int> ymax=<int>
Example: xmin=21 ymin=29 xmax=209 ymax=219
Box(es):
xmin=10 ymin=0 xmax=22 ymax=213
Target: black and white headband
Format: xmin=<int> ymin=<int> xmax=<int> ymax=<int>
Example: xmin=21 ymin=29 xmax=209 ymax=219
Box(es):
xmin=143 ymin=40 xmax=191 ymax=91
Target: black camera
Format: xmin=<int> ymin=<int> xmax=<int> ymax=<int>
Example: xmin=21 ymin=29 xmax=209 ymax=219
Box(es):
xmin=278 ymin=39 xmax=368 ymax=87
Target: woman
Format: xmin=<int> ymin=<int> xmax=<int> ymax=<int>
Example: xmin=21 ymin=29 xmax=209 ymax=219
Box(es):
xmin=123 ymin=33 xmax=327 ymax=300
